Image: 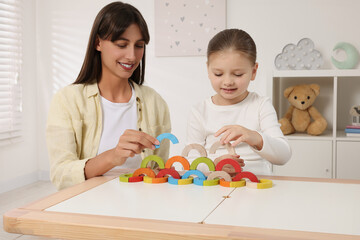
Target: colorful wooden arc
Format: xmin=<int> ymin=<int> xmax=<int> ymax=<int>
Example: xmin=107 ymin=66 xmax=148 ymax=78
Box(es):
xmin=165 ymin=156 xmax=190 ymax=170
xmin=181 ymin=143 xmax=207 ymax=157
xmin=209 ymin=141 xmax=236 ymax=155
xmin=140 ymin=155 xmax=165 ymax=169
xmin=168 ymin=176 xmax=193 ymax=185
xmin=190 ymin=157 xmax=215 ymax=171
xmin=232 ymin=171 xmax=259 ymax=183
xmin=132 ymin=168 xmax=156 ymax=178
xmin=246 ymin=179 xmax=273 ymax=189
xmin=219 ymin=179 xmax=246 ymax=188
xmin=155 ymin=133 xmax=179 ymax=149
xmin=156 ymin=168 xmax=181 ymax=179
xmin=215 ymin=158 xmax=242 ymax=173
xmin=207 ymin=171 xmax=232 ymax=182
xmin=181 ymin=170 xmax=206 ymax=180
xmin=194 ymin=177 xmax=219 ymax=186
xmin=143 ymin=176 xmax=168 ymax=184
xmin=119 ymin=173 xmax=143 ymax=183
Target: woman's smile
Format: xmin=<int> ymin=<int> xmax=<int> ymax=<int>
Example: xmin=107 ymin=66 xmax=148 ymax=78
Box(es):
xmin=118 ymin=62 xmax=134 ymax=70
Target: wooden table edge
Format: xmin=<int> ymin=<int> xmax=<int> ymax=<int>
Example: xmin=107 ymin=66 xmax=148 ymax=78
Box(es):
xmin=3 ymin=173 xmax=360 ymax=240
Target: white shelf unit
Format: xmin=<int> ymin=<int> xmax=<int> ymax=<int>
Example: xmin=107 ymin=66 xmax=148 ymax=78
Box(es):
xmin=271 ymin=69 xmax=360 ymax=180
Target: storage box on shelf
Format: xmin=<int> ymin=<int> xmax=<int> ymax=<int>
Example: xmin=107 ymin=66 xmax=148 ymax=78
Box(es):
xmin=271 ymin=69 xmax=360 ymax=180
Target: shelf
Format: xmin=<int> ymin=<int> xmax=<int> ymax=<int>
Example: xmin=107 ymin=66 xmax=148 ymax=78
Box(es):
xmin=336 ymin=130 xmax=360 ymax=141
xmin=272 ymin=69 xmax=360 ymax=179
xmin=284 ymin=129 xmax=333 ymax=141
xmin=273 ymin=69 xmax=360 ymax=77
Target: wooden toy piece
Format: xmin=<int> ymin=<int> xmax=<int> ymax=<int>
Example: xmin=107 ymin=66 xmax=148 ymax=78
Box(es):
xmin=155 ymin=133 xmax=179 ymax=149
xmin=181 ymin=143 xmax=207 ymax=157
xmin=119 ymin=173 xmax=131 ymax=182
xmin=194 ymin=177 xmax=219 ymax=186
xmin=219 ymin=179 xmax=246 ymax=188
xmin=214 ymin=155 xmax=241 ymax=175
xmin=209 ymin=141 xmax=236 ymax=155
xmin=190 ymin=157 xmax=215 ymax=171
xmin=165 ymin=156 xmax=190 ymax=170
xmin=119 ymin=173 xmax=143 ymax=183
xmin=181 ymin=170 xmax=206 ymax=180
xmin=246 ymin=179 xmax=273 ymax=189
xmin=143 ymin=176 xmax=168 ymax=184
xmin=215 ymin=158 xmax=242 ymax=173
xmin=203 ymin=179 xmax=220 ymax=186
xmin=156 ymin=168 xmax=181 ymax=179
xmin=232 ymin=171 xmax=259 ymax=183
xmin=132 ymin=168 xmax=156 ymax=178
xmin=207 ymin=171 xmax=232 ymax=182
xmin=168 ymin=176 xmax=193 ymax=185
xmin=140 ymin=155 xmax=165 ymax=169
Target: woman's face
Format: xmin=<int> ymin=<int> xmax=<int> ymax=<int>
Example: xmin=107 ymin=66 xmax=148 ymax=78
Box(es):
xmin=96 ymin=23 xmax=145 ymax=82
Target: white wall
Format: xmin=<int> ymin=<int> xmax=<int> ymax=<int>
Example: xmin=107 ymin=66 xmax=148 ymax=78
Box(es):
xmin=0 ymin=0 xmax=38 ymax=194
xmin=1 ymin=0 xmax=360 ymax=193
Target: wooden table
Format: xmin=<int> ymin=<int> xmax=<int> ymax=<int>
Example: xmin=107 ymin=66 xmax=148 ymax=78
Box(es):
xmin=3 ymin=169 xmax=360 ymax=240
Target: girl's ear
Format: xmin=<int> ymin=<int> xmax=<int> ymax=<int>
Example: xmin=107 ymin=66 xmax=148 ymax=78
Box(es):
xmin=251 ymin=62 xmax=258 ymax=80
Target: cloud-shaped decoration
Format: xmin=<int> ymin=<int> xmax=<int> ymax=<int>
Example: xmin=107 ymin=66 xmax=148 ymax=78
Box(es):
xmin=275 ymin=38 xmax=324 ymax=70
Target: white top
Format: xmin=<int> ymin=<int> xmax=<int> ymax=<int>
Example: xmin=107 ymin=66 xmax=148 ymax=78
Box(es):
xmin=98 ymin=86 xmax=141 ymax=169
xmin=186 ymin=92 xmax=291 ymax=175
xmin=46 ymin=178 xmax=360 ymax=236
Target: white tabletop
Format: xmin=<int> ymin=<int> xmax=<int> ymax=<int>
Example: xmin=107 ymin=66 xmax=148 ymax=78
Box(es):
xmin=46 ymin=178 xmax=234 ymax=223
xmin=205 ymin=180 xmax=360 ymax=235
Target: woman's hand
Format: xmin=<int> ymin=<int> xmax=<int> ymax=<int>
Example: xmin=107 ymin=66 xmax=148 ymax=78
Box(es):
xmin=112 ymin=129 xmax=159 ymax=166
xmin=85 ymin=130 xmax=158 ymax=180
xmin=215 ymin=125 xmax=263 ymax=150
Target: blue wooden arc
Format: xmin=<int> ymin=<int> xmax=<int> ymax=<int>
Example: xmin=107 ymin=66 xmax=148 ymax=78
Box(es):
xmin=155 ymin=133 xmax=179 ymax=149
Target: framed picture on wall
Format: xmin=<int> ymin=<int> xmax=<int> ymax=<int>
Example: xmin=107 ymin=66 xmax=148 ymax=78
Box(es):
xmin=154 ymin=0 xmax=226 ymax=56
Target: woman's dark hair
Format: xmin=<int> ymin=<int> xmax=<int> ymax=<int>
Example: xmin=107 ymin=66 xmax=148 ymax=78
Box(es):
xmin=74 ymin=1 xmax=150 ymax=85
xmin=207 ymin=29 xmax=257 ymax=65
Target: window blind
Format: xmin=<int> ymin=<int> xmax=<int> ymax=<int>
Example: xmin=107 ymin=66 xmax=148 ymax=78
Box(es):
xmin=0 ymin=0 xmax=22 ymax=146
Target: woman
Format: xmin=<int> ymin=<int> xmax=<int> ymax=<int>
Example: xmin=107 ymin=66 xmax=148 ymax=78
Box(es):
xmin=46 ymin=1 xmax=171 ymax=190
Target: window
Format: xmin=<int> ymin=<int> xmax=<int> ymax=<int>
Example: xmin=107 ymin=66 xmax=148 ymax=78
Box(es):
xmin=0 ymin=0 xmax=22 ymax=146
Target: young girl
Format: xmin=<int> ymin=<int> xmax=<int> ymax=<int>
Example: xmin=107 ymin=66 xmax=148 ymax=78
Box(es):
xmin=46 ymin=2 xmax=171 ymax=190
xmin=186 ymin=29 xmax=291 ymax=175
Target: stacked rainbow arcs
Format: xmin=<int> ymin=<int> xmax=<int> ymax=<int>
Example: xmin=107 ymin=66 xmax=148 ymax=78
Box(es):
xmin=119 ymin=133 xmax=272 ymax=189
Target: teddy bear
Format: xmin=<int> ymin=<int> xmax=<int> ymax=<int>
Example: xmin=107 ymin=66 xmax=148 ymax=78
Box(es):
xmin=278 ymin=83 xmax=327 ymax=136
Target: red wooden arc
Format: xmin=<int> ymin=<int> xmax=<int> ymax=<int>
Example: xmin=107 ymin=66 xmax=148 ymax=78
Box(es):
xmin=128 ymin=176 xmax=144 ymax=182
xmin=232 ymin=171 xmax=259 ymax=183
xmin=215 ymin=158 xmax=242 ymax=173
xmin=156 ymin=168 xmax=181 ymax=179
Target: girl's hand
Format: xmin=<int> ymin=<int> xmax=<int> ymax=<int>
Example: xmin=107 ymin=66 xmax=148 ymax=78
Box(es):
xmin=215 ymin=125 xmax=263 ymax=150
xmin=112 ymin=129 xmax=159 ymax=166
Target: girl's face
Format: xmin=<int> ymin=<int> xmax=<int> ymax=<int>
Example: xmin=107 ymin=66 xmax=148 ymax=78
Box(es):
xmin=207 ymin=50 xmax=258 ymax=105
xmin=96 ymin=23 xmax=145 ymax=83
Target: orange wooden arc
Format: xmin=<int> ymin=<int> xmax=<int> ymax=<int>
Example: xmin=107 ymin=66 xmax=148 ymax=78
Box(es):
xmin=215 ymin=158 xmax=242 ymax=173
xmin=232 ymin=171 xmax=259 ymax=183
xmin=132 ymin=168 xmax=156 ymax=178
xmin=165 ymin=156 xmax=190 ymax=170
